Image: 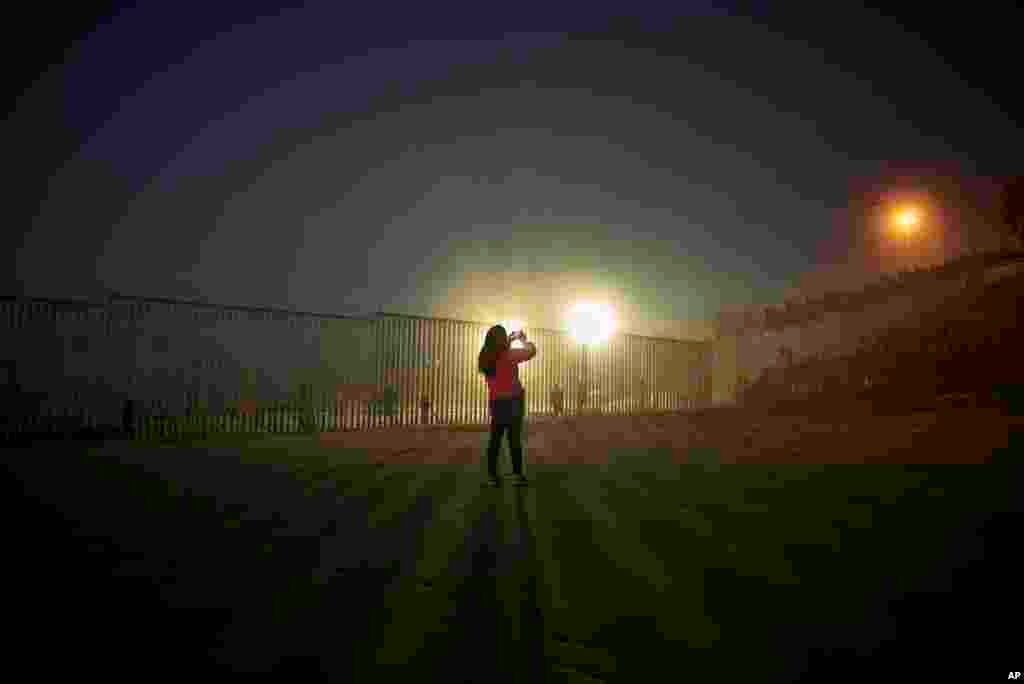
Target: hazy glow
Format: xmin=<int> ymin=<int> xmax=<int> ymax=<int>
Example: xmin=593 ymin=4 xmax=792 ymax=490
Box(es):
xmin=567 ymin=302 xmax=616 ymax=345
xmin=892 ymin=206 xmax=921 ymax=235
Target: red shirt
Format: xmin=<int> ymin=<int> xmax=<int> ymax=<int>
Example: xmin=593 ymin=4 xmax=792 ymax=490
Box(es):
xmin=485 ymin=344 xmax=536 ymax=401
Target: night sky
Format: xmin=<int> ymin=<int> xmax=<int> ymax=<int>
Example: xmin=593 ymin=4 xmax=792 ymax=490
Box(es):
xmin=9 ymin=2 xmax=1020 ymax=337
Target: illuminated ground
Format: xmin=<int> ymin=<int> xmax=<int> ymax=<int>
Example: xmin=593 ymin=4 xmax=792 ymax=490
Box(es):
xmin=7 ymin=410 xmax=1021 ymax=680
xmin=318 ymin=406 xmax=1022 ymax=466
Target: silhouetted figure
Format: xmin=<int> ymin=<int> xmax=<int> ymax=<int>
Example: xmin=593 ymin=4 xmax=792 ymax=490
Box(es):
xmin=550 ymin=384 xmax=564 ymax=417
xmin=638 ymin=379 xmax=648 ymax=412
xmin=419 ymin=394 xmax=431 ymax=425
xmin=122 ymin=398 xmax=136 ymax=438
xmin=478 ymin=326 xmax=537 ymax=487
xmin=999 ymin=176 xmax=1024 ymax=245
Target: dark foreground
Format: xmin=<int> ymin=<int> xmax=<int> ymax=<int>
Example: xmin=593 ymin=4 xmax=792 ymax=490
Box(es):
xmin=5 ymin=432 xmax=1021 ymax=682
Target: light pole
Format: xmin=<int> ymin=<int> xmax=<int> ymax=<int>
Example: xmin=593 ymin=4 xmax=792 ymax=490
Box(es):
xmin=567 ymin=302 xmax=615 ymax=417
xmin=578 ymin=342 xmax=588 ymax=416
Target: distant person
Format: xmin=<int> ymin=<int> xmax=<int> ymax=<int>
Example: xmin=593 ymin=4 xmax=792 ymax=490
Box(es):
xmin=122 ymin=398 xmax=135 ymax=438
xmin=550 ymin=384 xmax=565 ymax=418
xmin=478 ymin=325 xmax=537 ymax=487
xmin=419 ymin=394 xmax=431 ymax=425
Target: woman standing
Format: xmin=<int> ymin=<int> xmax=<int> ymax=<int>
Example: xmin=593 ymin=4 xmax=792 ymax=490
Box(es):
xmin=478 ymin=325 xmax=537 ymax=487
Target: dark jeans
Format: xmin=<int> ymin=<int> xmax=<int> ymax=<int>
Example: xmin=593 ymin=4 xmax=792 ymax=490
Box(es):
xmin=486 ymin=395 xmax=525 ymax=477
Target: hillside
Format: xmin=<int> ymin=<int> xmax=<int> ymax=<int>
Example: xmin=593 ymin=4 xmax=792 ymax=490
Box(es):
xmin=740 ymin=253 xmax=1024 ymax=413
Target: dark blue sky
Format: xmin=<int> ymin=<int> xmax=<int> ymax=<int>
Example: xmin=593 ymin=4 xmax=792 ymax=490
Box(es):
xmin=9 ymin=2 xmax=1020 ymax=328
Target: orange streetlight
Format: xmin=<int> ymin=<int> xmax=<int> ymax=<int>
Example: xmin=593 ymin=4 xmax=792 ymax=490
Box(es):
xmin=892 ymin=206 xmax=921 ymax=236
xmin=885 ymin=204 xmax=926 ymax=264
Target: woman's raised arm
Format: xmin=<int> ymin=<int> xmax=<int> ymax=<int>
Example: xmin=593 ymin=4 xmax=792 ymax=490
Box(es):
xmin=508 ymin=341 xmax=537 ymax=362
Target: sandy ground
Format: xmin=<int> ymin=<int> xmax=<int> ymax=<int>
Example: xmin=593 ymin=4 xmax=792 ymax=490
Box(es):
xmin=320 ymin=406 xmax=1024 ymax=465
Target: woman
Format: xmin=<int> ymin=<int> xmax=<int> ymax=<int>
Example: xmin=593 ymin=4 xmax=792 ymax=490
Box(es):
xmin=478 ymin=325 xmax=537 ymax=487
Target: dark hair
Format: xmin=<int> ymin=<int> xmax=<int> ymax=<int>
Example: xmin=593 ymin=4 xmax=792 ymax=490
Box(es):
xmin=478 ymin=325 xmax=509 ymax=377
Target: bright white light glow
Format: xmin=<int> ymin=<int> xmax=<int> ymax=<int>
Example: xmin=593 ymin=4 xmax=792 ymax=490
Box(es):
xmin=567 ymin=302 xmax=616 ymax=345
